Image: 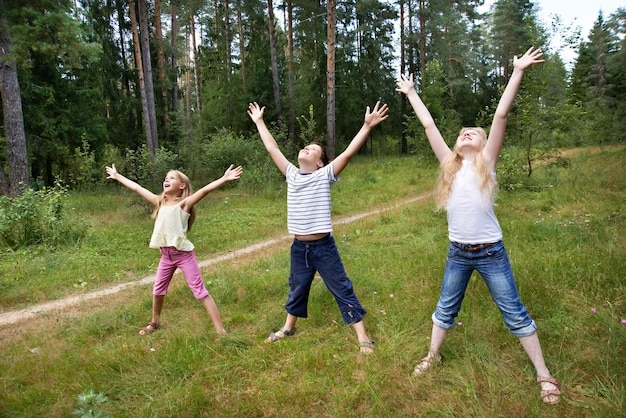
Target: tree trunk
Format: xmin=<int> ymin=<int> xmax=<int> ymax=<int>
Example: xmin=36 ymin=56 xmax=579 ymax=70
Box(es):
xmin=418 ymin=0 xmax=426 ymax=76
xmin=267 ymin=0 xmax=281 ymax=126
xmin=185 ymin=28 xmax=192 ymax=133
xmin=0 ymin=13 xmax=29 ymax=195
xmin=236 ymin=0 xmax=247 ymax=93
xmin=287 ymin=0 xmax=295 ymax=158
xmin=190 ymin=13 xmax=201 ymax=112
xmin=128 ymin=0 xmax=155 ymax=154
xmin=326 ymin=0 xmax=336 ymax=160
xmin=171 ymin=1 xmax=178 ymax=112
xmin=223 ymin=1 xmax=232 ymax=122
xmin=138 ymin=0 xmax=158 ymax=152
xmin=154 ymin=0 xmax=170 ymax=140
xmin=399 ymin=0 xmax=407 ymax=155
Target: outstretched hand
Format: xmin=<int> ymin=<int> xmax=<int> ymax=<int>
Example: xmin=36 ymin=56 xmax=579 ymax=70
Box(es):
xmin=395 ymin=74 xmax=416 ymax=95
xmin=223 ymin=164 xmax=243 ymax=182
xmin=364 ymin=101 xmax=389 ymax=128
xmin=105 ymin=163 xmax=118 ymax=179
xmin=247 ymin=102 xmax=265 ymax=124
xmin=514 ymin=46 xmax=544 ymax=72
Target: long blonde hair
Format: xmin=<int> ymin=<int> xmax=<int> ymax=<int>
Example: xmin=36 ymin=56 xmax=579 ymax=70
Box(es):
xmin=434 ymin=127 xmax=496 ymax=209
xmin=152 ymin=170 xmax=197 ymax=231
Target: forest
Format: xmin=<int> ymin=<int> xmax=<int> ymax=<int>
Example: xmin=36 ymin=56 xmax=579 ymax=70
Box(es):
xmin=0 ymin=0 xmax=625 ymax=197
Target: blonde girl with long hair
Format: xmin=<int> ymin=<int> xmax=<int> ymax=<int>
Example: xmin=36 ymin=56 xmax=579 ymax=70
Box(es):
xmin=106 ymin=164 xmax=242 ymax=336
xmin=397 ymin=47 xmax=561 ymax=405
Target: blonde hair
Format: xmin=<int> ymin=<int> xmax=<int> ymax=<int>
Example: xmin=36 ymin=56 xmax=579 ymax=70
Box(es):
xmin=152 ymin=170 xmax=197 ymax=231
xmin=434 ymin=127 xmax=496 ymax=209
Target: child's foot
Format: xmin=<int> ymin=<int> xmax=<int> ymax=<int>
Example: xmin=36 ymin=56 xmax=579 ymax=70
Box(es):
xmin=359 ymin=341 xmax=375 ymax=354
xmin=413 ymin=352 xmax=441 ymax=375
xmin=265 ymin=327 xmax=296 ymax=343
xmin=537 ymin=376 xmax=561 ymax=404
xmin=139 ymin=321 xmax=160 ymax=335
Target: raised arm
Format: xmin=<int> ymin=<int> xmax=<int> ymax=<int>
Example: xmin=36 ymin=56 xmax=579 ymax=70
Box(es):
xmin=396 ymin=74 xmax=450 ymax=164
xmin=247 ymin=102 xmax=290 ymax=176
xmin=106 ymin=163 xmax=159 ymax=205
xmin=484 ymin=46 xmax=544 ymax=166
xmin=181 ymin=164 xmax=243 ymax=210
xmin=332 ymin=101 xmax=389 ymax=176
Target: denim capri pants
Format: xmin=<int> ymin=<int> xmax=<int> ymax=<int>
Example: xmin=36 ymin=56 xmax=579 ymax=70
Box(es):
xmin=285 ymin=234 xmax=366 ymax=324
xmin=432 ymin=240 xmax=537 ymax=337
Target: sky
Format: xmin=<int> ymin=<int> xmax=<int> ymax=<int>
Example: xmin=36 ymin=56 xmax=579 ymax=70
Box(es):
xmin=499 ymin=0 xmax=624 ymax=66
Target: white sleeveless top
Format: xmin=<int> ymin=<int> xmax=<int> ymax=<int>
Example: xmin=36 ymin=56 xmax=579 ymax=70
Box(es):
xmin=446 ymin=160 xmax=502 ymax=244
xmin=149 ymin=205 xmax=194 ymax=251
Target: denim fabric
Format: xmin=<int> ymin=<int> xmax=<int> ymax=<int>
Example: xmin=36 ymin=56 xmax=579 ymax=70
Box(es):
xmin=285 ymin=234 xmax=366 ymax=324
xmin=432 ymin=241 xmax=537 ymax=337
xmin=153 ymin=247 xmax=209 ymax=300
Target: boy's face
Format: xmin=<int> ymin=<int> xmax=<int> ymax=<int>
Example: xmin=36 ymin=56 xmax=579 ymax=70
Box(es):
xmin=298 ymin=144 xmax=325 ymax=169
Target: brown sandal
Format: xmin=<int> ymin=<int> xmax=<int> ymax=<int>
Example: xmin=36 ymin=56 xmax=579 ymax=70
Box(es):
xmin=413 ymin=352 xmax=441 ymax=376
xmin=139 ymin=321 xmax=160 ymax=335
xmin=537 ymin=375 xmax=561 ymax=404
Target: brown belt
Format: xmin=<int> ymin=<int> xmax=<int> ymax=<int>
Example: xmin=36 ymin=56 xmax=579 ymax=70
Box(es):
xmin=451 ymin=242 xmax=495 ymax=252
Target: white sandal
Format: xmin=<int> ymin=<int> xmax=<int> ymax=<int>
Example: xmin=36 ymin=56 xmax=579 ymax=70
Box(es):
xmin=413 ymin=352 xmax=441 ymax=376
xmin=265 ymin=327 xmax=296 ymax=343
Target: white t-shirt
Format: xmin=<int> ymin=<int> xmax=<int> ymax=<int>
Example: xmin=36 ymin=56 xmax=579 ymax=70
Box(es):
xmin=285 ymin=162 xmax=338 ymax=235
xmin=446 ymin=160 xmax=502 ymax=244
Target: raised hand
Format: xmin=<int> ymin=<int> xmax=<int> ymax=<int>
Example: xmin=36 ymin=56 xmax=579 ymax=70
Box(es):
xmin=396 ymin=73 xmax=416 ymax=95
xmin=247 ymin=102 xmax=265 ymax=124
xmin=105 ymin=163 xmax=118 ymax=179
xmin=514 ymin=46 xmax=544 ymax=72
xmin=364 ymin=101 xmax=389 ymax=128
xmin=223 ymin=164 xmax=243 ymax=182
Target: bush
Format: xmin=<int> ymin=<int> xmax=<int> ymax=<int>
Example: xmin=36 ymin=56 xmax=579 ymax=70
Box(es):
xmin=192 ymin=128 xmax=284 ymax=192
xmin=0 ymin=182 xmax=89 ymax=250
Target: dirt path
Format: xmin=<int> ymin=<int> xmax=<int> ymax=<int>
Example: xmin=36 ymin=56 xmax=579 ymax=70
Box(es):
xmin=0 ymin=193 xmax=432 ymax=328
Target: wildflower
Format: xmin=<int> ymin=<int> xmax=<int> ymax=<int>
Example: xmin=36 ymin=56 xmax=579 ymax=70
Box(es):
xmin=621 ymin=319 xmax=626 ymax=325
xmin=457 ymin=322 xmax=463 ymax=326
xmin=389 ymin=294 xmax=394 ymax=298
xmin=591 ymin=308 xmax=597 ymax=313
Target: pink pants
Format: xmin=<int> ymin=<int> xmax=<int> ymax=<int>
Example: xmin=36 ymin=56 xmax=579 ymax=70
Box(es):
xmin=153 ymin=247 xmax=209 ymax=300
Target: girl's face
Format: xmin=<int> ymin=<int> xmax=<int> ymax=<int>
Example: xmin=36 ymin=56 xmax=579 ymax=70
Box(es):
xmin=455 ymin=128 xmax=485 ymax=152
xmin=163 ymin=171 xmax=186 ymax=195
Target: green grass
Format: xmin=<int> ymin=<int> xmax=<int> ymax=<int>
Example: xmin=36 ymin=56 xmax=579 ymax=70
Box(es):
xmin=0 ymin=149 xmax=624 ymax=417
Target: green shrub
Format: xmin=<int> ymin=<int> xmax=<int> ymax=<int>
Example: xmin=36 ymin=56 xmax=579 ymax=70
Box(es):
xmin=0 ymin=182 xmax=89 ymax=250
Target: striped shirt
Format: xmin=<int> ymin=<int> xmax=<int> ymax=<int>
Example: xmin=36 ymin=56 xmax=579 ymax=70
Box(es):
xmin=285 ymin=162 xmax=338 ymax=235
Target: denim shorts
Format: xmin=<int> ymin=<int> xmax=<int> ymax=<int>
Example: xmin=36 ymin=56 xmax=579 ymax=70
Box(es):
xmin=284 ymin=234 xmax=366 ymax=324
xmin=431 ymin=240 xmax=537 ymax=337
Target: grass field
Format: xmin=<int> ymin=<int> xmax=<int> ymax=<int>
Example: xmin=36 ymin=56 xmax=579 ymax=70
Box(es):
xmin=0 ymin=147 xmax=624 ymax=417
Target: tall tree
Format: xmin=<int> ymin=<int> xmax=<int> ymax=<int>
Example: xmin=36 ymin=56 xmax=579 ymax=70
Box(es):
xmin=128 ymin=0 xmax=157 ymax=153
xmin=0 ymin=4 xmax=28 ymax=195
xmin=267 ymin=0 xmax=282 ymax=125
xmin=154 ymin=0 xmax=170 ymax=140
xmin=326 ymin=0 xmax=336 ymax=159
xmin=137 ymin=0 xmax=158 ymax=152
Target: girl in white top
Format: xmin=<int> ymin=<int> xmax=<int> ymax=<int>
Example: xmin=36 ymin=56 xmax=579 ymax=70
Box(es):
xmin=397 ymin=47 xmax=561 ymax=404
xmin=106 ymin=163 xmax=242 ymax=336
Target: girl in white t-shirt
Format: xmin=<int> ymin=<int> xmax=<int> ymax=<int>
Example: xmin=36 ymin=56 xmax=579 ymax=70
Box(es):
xmin=397 ymin=47 xmax=560 ymax=405
xmin=106 ymin=163 xmax=242 ymax=336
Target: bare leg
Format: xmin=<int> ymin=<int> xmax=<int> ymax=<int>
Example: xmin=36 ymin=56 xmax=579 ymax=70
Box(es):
xmin=353 ymin=320 xmax=374 ymax=353
xmin=200 ymin=294 xmax=227 ymax=335
xmin=282 ymin=313 xmax=298 ymax=332
xmin=414 ymin=324 xmax=448 ymax=375
xmin=519 ymin=332 xmax=560 ymax=404
xmin=139 ymin=295 xmax=165 ymax=335
xmin=266 ymin=313 xmax=298 ymax=342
